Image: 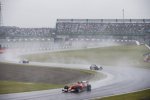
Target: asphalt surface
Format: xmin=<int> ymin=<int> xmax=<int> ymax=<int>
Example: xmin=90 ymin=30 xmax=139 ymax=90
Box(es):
xmin=0 ymin=62 xmax=150 ymax=100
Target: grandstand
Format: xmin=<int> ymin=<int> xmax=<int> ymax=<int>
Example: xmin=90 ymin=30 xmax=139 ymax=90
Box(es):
xmin=0 ymin=26 xmax=55 ymax=39
xmin=0 ymin=26 xmax=55 ymax=49
xmin=56 ymin=19 xmax=150 ymax=45
xmin=0 ymin=19 xmax=150 ymax=47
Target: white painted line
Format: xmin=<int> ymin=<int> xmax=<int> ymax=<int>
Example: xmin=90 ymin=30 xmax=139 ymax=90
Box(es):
xmin=145 ymin=44 xmax=150 ymax=50
xmin=135 ymin=41 xmax=140 ymax=45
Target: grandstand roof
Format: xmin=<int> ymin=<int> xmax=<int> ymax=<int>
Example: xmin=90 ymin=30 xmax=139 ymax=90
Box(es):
xmin=57 ymin=19 xmax=150 ymax=23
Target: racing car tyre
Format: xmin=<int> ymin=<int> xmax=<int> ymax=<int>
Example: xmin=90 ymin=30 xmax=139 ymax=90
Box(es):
xmin=75 ymin=86 xmax=81 ymax=93
xmin=87 ymin=84 xmax=91 ymax=91
xmin=64 ymin=86 xmax=69 ymax=89
xmin=64 ymin=86 xmax=69 ymax=92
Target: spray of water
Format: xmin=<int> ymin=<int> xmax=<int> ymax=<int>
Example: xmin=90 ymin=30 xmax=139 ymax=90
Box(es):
xmin=0 ymin=38 xmax=135 ymax=64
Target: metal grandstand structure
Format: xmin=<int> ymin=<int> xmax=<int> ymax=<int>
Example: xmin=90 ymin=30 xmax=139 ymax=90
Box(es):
xmin=56 ymin=19 xmax=150 ymax=45
xmin=57 ymin=19 xmax=150 ymax=23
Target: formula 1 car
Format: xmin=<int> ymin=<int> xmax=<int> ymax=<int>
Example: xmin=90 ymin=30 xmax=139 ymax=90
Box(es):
xmin=90 ymin=64 xmax=103 ymax=70
xmin=62 ymin=81 xmax=91 ymax=93
xmin=19 ymin=59 xmax=29 ymax=63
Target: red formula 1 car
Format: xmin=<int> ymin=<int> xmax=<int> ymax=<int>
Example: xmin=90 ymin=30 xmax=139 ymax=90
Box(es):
xmin=62 ymin=81 xmax=91 ymax=93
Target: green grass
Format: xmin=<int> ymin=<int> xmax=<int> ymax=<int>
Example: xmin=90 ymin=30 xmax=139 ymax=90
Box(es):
xmin=23 ymin=45 xmax=150 ymax=68
xmin=0 ymin=69 xmax=98 ymax=94
xmin=0 ymin=62 xmax=99 ymax=94
xmin=97 ymin=89 xmax=150 ymax=100
xmin=0 ymin=81 xmax=63 ymax=94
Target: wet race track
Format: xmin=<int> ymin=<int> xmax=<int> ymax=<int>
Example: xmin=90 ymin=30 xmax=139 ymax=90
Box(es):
xmin=0 ymin=62 xmax=150 ymax=100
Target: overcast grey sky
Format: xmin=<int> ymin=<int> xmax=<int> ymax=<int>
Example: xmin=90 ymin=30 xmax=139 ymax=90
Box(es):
xmin=1 ymin=0 xmax=150 ymax=28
